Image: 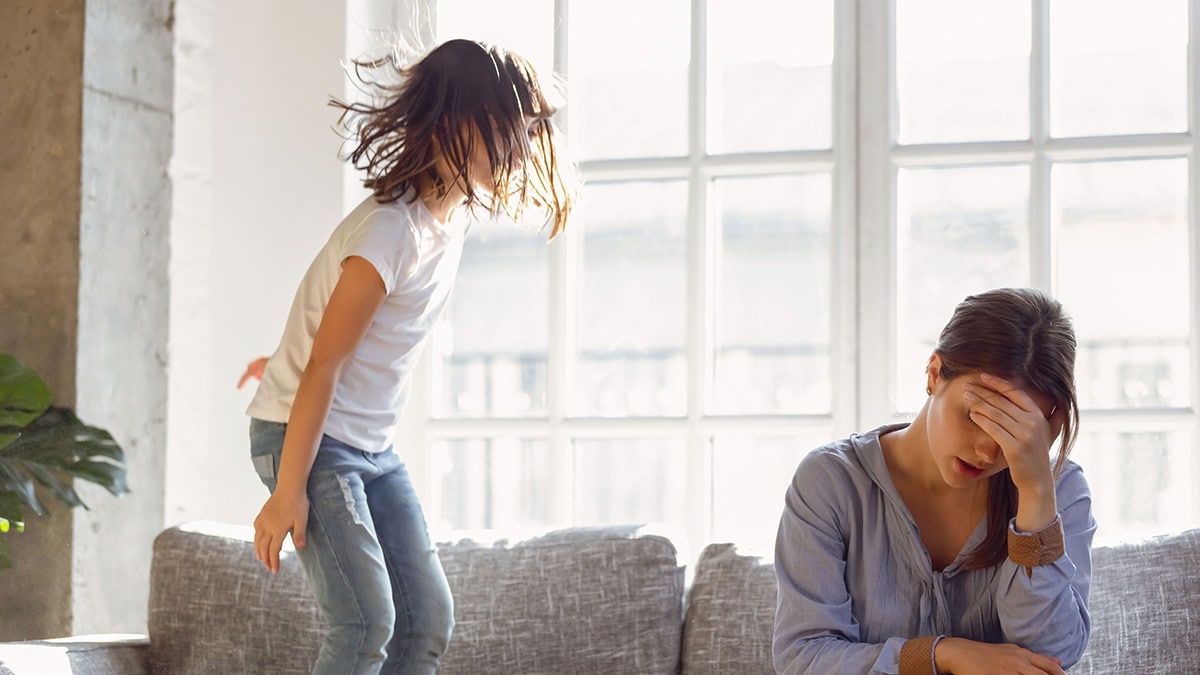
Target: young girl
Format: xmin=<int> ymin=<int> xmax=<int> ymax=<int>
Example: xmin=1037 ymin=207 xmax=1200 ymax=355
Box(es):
xmin=243 ymin=39 xmax=574 ymax=674
xmin=773 ymin=288 xmax=1095 ymax=675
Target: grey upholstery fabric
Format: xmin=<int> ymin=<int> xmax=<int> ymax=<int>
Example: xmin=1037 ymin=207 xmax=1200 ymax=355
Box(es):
xmin=146 ymin=522 xmax=683 ymax=675
xmin=681 ymin=543 xmax=777 ymax=675
xmin=1072 ymin=528 xmax=1200 ymax=673
xmin=148 ymin=523 xmax=325 ymax=674
xmin=437 ymin=525 xmax=685 ymax=675
xmin=0 ymin=636 xmax=150 ymax=675
xmin=15 ymin=522 xmax=1194 ymax=674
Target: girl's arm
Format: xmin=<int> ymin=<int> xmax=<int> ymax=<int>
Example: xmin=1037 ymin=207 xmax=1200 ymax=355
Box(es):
xmin=252 ymin=255 xmax=388 ymax=574
xmin=237 ymin=356 xmax=268 ymax=389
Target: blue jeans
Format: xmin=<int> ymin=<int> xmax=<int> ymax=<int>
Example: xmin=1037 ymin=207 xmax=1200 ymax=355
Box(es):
xmin=249 ymin=418 xmax=454 ymax=675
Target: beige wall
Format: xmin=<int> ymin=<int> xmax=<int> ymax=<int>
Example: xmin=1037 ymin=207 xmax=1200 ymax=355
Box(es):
xmin=0 ymin=0 xmax=85 ymax=641
xmin=0 ymin=0 xmax=172 ymax=639
xmin=0 ymin=0 xmax=410 ymax=639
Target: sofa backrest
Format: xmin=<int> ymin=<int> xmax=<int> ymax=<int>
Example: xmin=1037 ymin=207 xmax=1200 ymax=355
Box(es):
xmin=147 ymin=522 xmax=1200 ymax=674
xmin=148 ymin=522 xmax=684 ymax=675
xmin=689 ymin=530 xmax=1200 ymax=675
xmin=148 ymin=522 xmax=325 ymax=674
xmin=1072 ymin=528 xmax=1200 ymax=673
xmin=681 ymin=543 xmax=776 ymax=674
xmin=437 ymin=525 xmax=684 ymax=675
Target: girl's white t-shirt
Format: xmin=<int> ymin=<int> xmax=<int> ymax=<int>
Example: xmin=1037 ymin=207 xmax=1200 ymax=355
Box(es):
xmin=246 ymin=195 xmax=467 ymax=453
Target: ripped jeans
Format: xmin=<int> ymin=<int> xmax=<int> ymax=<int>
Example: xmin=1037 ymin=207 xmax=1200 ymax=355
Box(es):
xmin=249 ymin=418 xmax=454 ymax=675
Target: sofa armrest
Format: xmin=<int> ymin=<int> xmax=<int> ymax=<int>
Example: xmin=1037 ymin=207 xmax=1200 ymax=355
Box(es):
xmin=0 ymin=634 xmax=150 ymax=675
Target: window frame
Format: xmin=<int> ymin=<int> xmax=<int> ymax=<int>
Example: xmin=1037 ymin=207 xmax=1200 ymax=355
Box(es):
xmin=401 ymin=0 xmax=1200 ymax=546
xmin=859 ymin=0 xmax=1200 ymax=536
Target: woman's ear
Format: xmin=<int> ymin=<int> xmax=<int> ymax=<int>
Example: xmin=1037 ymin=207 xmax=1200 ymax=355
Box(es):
xmin=926 ymin=354 xmax=943 ymax=395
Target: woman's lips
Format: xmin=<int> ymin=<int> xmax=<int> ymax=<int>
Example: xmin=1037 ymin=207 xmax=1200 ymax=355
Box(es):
xmin=956 ymin=457 xmax=985 ymax=478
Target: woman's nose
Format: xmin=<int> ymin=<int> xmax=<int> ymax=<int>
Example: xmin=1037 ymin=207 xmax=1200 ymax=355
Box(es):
xmin=974 ymin=437 xmax=1002 ymax=465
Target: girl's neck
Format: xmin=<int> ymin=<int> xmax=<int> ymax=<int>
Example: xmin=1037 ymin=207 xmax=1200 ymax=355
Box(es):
xmin=415 ymin=174 xmax=469 ymax=226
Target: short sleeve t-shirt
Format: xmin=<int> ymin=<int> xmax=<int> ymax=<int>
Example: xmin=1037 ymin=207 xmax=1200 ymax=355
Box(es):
xmin=246 ymin=194 xmax=467 ymax=452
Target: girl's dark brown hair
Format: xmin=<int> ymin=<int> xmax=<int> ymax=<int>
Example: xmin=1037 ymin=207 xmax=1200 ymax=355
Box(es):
xmin=330 ymin=39 xmax=576 ymax=238
xmin=933 ymin=287 xmax=1079 ymax=570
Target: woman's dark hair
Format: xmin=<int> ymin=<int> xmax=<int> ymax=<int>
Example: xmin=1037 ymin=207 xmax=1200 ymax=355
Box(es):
xmin=933 ymin=288 xmax=1079 ymax=570
xmin=330 ymin=39 xmax=576 ymax=238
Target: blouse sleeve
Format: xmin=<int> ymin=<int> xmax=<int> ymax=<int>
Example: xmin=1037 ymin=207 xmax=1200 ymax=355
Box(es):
xmin=773 ymin=451 xmax=923 ymax=675
xmin=994 ymin=461 xmax=1096 ymax=668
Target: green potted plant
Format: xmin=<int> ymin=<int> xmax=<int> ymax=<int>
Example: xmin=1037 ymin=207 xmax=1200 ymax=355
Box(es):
xmin=0 ymin=353 xmax=128 ymax=568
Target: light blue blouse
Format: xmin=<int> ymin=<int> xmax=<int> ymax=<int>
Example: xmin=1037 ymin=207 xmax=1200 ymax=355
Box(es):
xmin=772 ymin=424 xmax=1096 ymax=674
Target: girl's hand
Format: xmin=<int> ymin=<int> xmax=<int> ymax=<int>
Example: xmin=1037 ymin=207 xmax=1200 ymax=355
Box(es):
xmin=936 ymin=637 xmax=1065 ymax=675
xmin=237 ymin=357 xmax=268 ymax=389
xmin=252 ymin=489 xmax=308 ymax=574
xmin=962 ymin=374 xmax=1065 ymax=530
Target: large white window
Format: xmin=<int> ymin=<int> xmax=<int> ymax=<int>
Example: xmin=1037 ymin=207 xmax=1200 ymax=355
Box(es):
xmin=401 ymin=0 xmax=1199 ymax=555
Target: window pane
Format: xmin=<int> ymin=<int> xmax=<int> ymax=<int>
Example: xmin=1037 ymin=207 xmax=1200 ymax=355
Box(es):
xmin=432 ymin=438 xmax=551 ymax=531
xmin=569 ymin=0 xmax=689 ymax=159
xmin=1050 ymin=0 xmax=1188 ymax=137
xmin=712 ymin=432 xmax=832 ymax=557
xmin=575 ymin=181 xmax=687 ymax=417
xmin=896 ymin=0 xmax=1029 ymax=144
xmin=573 ymin=438 xmax=687 ymax=527
xmin=436 ymin=0 xmax=555 ymax=72
xmin=895 ymin=165 xmax=1031 ymax=412
xmin=436 ymin=224 xmax=548 ymax=418
xmin=713 ymin=174 xmax=832 ymax=415
xmin=1053 ymin=158 xmax=1191 ymax=409
xmin=706 ymin=0 xmax=833 ymax=153
xmin=1071 ymin=429 xmax=1193 ymax=541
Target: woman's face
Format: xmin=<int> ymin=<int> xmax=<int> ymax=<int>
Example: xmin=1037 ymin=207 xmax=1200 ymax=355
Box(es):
xmin=923 ymin=357 xmax=1057 ymax=489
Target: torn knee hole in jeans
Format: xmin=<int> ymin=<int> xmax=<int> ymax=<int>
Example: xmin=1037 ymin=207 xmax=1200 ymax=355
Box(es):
xmin=335 ymin=475 xmax=364 ymax=525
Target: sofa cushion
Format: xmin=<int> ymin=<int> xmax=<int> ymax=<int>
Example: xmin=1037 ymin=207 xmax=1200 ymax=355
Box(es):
xmin=436 ymin=525 xmax=685 ymax=675
xmin=1073 ymin=528 xmax=1200 ymax=673
xmin=148 ymin=522 xmax=684 ymax=675
xmin=681 ymin=543 xmax=777 ymax=675
xmin=148 ymin=522 xmax=325 ymax=674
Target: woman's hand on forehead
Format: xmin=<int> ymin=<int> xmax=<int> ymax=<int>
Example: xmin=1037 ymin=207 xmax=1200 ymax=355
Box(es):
xmin=963 ymin=373 xmax=1060 ymax=483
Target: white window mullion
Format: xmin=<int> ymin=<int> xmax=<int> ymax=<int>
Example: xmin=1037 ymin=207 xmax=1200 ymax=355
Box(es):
xmin=686 ymin=0 xmax=713 ymax=551
xmin=549 ymin=0 xmax=574 ymax=525
xmin=833 ymin=0 xmax=859 ymax=436
xmin=1190 ymin=0 xmax=1200 ymax=525
xmin=1030 ymin=0 xmax=1053 ymax=292
xmin=856 ymin=0 xmax=897 ymax=423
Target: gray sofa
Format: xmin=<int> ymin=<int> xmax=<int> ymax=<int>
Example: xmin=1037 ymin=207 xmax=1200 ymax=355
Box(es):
xmin=1 ymin=522 xmax=1197 ymax=674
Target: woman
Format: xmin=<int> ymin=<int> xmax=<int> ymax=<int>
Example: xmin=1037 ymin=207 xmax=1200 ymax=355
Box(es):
xmin=773 ymin=288 xmax=1095 ymax=675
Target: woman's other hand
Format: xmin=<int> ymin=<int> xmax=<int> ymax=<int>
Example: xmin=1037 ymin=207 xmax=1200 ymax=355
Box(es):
xmin=936 ymin=637 xmax=1065 ymax=675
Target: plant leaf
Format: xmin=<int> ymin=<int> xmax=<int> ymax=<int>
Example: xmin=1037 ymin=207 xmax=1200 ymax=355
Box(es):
xmin=0 ymin=491 xmax=24 ymax=524
xmin=0 ymin=460 xmax=46 ymax=516
xmin=1 ymin=413 xmax=125 ymax=467
xmin=0 ymin=354 xmax=52 ymax=430
xmin=68 ymin=460 xmax=129 ymax=496
xmin=22 ymin=462 xmax=85 ymax=509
